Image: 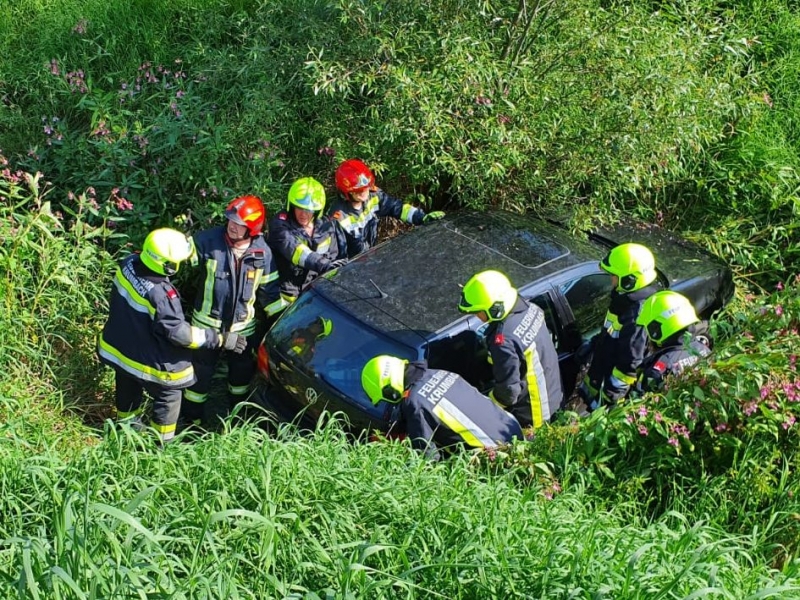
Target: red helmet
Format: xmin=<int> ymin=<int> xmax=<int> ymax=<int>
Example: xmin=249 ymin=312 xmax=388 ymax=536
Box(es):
xmin=225 ymin=195 xmax=265 ymax=236
xmin=335 ymin=159 xmax=375 ymax=196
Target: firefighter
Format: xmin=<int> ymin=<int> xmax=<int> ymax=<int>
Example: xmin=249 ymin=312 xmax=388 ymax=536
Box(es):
xmin=361 ymin=355 xmax=523 ymax=460
xmin=580 ymin=242 xmax=660 ymax=410
xmin=268 ymin=177 xmax=344 ymax=303
xmin=329 ymin=159 xmax=445 ymax=259
xmin=97 ymin=228 xmax=246 ymax=444
xmin=635 ymin=290 xmax=712 ymax=393
xmin=457 ymin=270 xmax=563 ymax=429
xmin=181 ymin=195 xmax=282 ymax=423
xmin=288 ymin=316 xmax=332 ymax=363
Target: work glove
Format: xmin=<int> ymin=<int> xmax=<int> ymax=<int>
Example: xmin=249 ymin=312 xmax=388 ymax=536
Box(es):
xmin=315 ymin=257 xmax=332 ymax=273
xmin=328 ymin=258 xmax=348 ymax=270
xmin=222 ymin=331 xmax=247 ymax=354
xmin=423 ymin=211 xmax=445 ymax=223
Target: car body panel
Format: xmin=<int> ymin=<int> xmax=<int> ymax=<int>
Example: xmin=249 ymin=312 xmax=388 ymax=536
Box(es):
xmin=257 ymin=211 xmax=734 ymax=433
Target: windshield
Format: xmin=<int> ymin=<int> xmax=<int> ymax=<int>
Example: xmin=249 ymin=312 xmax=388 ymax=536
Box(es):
xmin=267 ymin=292 xmax=418 ymax=405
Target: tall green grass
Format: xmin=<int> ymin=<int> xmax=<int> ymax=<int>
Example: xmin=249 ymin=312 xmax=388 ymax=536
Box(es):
xmin=1 ymin=418 xmax=797 ymax=598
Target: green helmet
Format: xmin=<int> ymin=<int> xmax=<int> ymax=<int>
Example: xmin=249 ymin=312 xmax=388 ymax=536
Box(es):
xmin=361 ymin=355 xmax=407 ymax=405
xmin=600 ymin=243 xmax=656 ymax=293
xmin=457 ymin=270 xmax=518 ymax=322
xmin=636 ymin=290 xmax=699 ymax=345
xmin=287 ymin=177 xmax=326 ymax=214
xmin=140 ymin=228 xmax=194 ymax=276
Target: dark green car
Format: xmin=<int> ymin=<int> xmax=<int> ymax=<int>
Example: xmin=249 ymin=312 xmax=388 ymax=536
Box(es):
xmin=256 ymin=211 xmax=734 ymax=433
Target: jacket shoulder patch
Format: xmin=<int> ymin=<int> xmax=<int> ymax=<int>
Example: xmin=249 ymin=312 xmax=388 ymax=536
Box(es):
xmin=653 ymin=360 xmax=667 ymax=373
xmin=166 ymin=286 xmax=178 ymax=300
xmin=493 ymin=333 xmax=505 ymax=345
xmin=278 ymin=213 xmax=287 ymax=220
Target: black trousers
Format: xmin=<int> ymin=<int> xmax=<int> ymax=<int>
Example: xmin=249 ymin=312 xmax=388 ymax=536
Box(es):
xmin=114 ymin=369 xmax=182 ymax=438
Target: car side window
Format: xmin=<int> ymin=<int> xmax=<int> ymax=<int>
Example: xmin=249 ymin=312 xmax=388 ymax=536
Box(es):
xmin=560 ymin=273 xmax=612 ymax=341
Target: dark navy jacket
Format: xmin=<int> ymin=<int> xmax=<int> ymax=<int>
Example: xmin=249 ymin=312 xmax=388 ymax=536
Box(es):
xmin=587 ymin=284 xmax=659 ymax=402
xmin=98 ymin=255 xmax=221 ymax=389
xmin=485 ymin=297 xmax=564 ymax=428
xmin=329 ymin=188 xmax=425 ymax=258
xmin=189 ymin=227 xmax=282 ymax=336
xmin=639 ymin=334 xmax=712 ymax=393
xmin=267 ymin=211 xmax=339 ymax=300
xmin=401 ymin=362 xmax=523 ymax=460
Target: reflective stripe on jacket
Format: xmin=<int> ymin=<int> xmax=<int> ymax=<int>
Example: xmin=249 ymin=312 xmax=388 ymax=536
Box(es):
xmin=189 ymin=227 xmax=282 ymax=335
xmin=97 ymin=255 xmax=221 ymax=388
xmin=486 ymin=297 xmax=563 ymax=429
xmin=403 ymin=364 xmax=522 ymax=460
xmin=328 ymin=189 xmax=425 ymax=258
xmin=267 ymin=211 xmax=339 ymax=300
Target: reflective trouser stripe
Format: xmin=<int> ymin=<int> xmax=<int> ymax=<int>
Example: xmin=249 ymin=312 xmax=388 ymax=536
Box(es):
xmin=98 ymin=339 xmax=194 ymax=387
xmin=151 ymin=421 xmax=176 ymax=443
xmin=611 ymin=367 xmax=637 ymax=385
xmin=432 ymin=400 xmax=495 ymax=448
xmin=117 ymin=408 xmax=143 ymax=419
xmin=525 ymin=347 xmax=550 ymax=429
xmin=184 ymin=389 xmax=208 ymax=404
xmin=229 ymin=383 xmax=250 ymax=397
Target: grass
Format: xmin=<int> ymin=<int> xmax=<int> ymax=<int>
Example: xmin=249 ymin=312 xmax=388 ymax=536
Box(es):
xmin=1 ymin=417 xmax=797 ymax=598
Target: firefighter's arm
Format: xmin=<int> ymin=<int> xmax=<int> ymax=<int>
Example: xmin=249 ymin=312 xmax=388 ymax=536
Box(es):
xmin=488 ymin=339 xmax=521 ymax=408
xmin=376 ymin=189 xmax=425 ymax=225
xmin=152 ymin=285 xmax=221 ymax=349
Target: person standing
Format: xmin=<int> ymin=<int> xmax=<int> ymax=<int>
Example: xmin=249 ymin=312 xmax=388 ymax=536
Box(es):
xmin=580 ymin=243 xmax=660 ymax=410
xmin=361 ymin=355 xmax=523 ymax=460
xmin=329 ymin=159 xmax=445 ymax=259
xmin=181 ymin=195 xmax=282 ymax=423
xmin=635 ymin=290 xmax=712 ymax=393
xmin=268 ymin=177 xmax=343 ymax=303
xmin=457 ymin=270 xmax=563 ymax=429
xmin=97 ymin=228 xmax=245 ymax=443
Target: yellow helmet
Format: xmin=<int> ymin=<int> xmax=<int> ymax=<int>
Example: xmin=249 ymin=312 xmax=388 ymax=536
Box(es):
xmin=361 ymin=355 xmax=407 ymax=405
xmin=636 ymin=290 xmax=699 ymax=345
xmin=457 ymin=270 xmax=518 ymax=322
xmin=140 ymin=228 xmax=194 ymax=276
xmin=600 ymin=243 xmax=656 ymax=292
xmin=287 ymin=177 xmax=326 ymax=215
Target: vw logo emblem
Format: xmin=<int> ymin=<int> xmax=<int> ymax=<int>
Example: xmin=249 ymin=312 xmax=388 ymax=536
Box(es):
xmin=305 ymin=387 xmax=319 ymax=405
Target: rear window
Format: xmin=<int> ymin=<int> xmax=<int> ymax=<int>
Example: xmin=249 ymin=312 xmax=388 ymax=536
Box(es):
xmin=266 ymin=292 xmax=418 ymax=403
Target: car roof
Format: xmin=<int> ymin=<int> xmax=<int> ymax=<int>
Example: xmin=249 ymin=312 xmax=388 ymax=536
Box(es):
xmin=314 ymin=211 xmax=604 ymax=338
